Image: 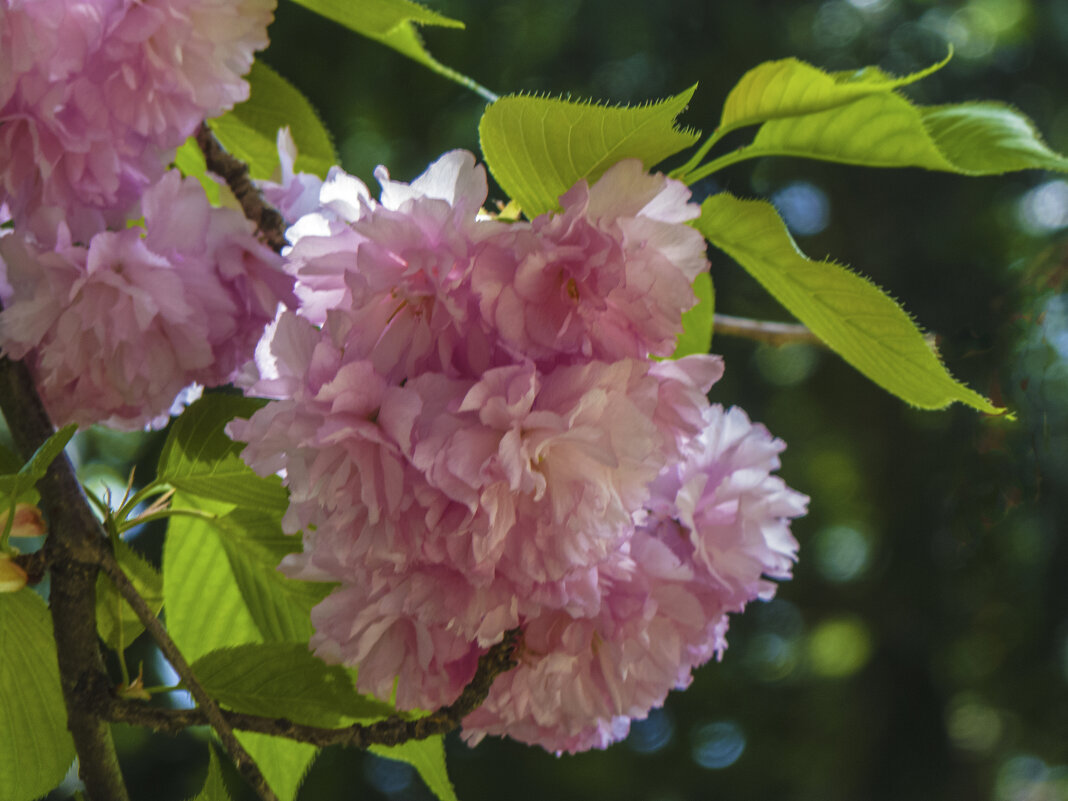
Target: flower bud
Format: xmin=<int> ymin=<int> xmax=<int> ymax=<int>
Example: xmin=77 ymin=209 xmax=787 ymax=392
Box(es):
xmin=0 ymin=553 xmax=28 ymax=593
xmin=0 ymin=504 xmax=46 ymax=538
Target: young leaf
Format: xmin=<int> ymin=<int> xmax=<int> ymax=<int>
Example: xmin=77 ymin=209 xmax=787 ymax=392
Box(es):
xmin=209 ymin=61 xmax=337 ymax=180
xmin=157 ymin=394 xmax=287 ymax=513
xmin=174 ymin=138 xmax=222 ymax=205
xmin=163 ymin=495 xmax=263 ymax=662
xmin=191 ymin=744 xmax=232 ymax=801
xmin=234 ymin=733 xmax=315 ymax=801
xmin=745 ymin=91 xmax=1068 ymax=175
xmin=695 ymin=193 xmax=1004 ymax=414
xmin=212 ymin=509 xmax=332 ymax=645
xmin=480 ymin=88 xmax=700 ymax=218
xmin=192 ymin=643 xmax=394 ymax=726
xmin=671 ymin=271 xmax=715 ymax=358
xmin=284 ymin=0 xmax=493 ymax=100
xmin=17 ymin=424 xmax=76 ymax=485
xmin=371 ymin=736 xmax=459 ymax=801
xmin=95 ymin=537 xmax=164 ymax=653
xmin=719 ymin=52 xmax=950 ymax=132
xmin=0 ymin=590 xmax=76 ymax=801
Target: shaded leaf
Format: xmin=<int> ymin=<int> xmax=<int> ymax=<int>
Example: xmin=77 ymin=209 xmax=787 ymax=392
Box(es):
xmin=158 ymin=395 xmax=287 ymax=513
xmin=210 ymin=61 xmax=337 ymax=180
xmin=695 ymin=193 xmax=1004 ymax=414
xmin=190 ymin=744 xmax=232 ymax=801
xmin=192 ymin=643 xmax=394 ymax=726
xmin=480 ymin=88 xmax=700 ymax=217
xmin=672 ymin=271 xmax=715 ymax=358
xmin=95 ymin=537 xmax=164 ymax=653
xmin=0 ymin=591 xmax=75 ymax=801
xmin=371 ymin=736 xmax=459 ymax=801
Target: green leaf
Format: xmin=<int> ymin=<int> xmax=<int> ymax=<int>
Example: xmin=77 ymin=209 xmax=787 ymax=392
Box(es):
xmin=745 ymin=91 xmax=1068 ymax=175
xmin=164 ymin=495 xmax=263 ymax=662
xmin=209 ymin=61 xmax=337 ymax=181
xmin=672 ymin=271 xmax=715 ymax=358
xmin=480 ymin=87 xmax=701 ymax=218
xmin=0 ymin=590 xmax=75 ymax=801
xmin=191 ymin=744 xmax=232 ymax=801
xmin=18 ymin=424 xmax=76 ymax=485
xmin=234 ymin=732 xmax=316 ymax=801
xmin=719 ymin=52 xmax=950 ymax=132
xmin=174 ymin=138 xmax=222 ymax=205
xmin=371 ymin=736 xmax=459 ymax=801
xmin=285 ymin=0 xmax=493 ymax=99
xmin=695 ymin=193 xmax=1004 ymax=414
xmin=212 ymin=509 xmax=332 ymax=645
xmin=95 ymin=537 xmax=164 ymax=653
xmin=192 ymin=643 xmax=394 ymax=726
xmin=158 ymin=394 xmax=287 ymax=513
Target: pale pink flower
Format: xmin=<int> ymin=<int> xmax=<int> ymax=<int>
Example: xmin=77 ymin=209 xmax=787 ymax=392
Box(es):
xmin=0 ymin=170 xmax=291 ymax=429
xmin=472 ymin=159 xmax=708 ymax=364
xmin=0 ymin=0 xmax=274 ymax=238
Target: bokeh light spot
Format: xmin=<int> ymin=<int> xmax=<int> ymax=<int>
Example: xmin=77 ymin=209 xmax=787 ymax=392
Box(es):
xmin=364 ymin=755 xmax=414 ymax=796
xmin=628 ymin=707 xmax=675 ymax=754
xmin=812 ymin=524 xmax=873 ymax=583
xmin=1017 ymin=180 xmax=1068 ymax=234
xmin=754 ymin=342 xmax=820 ymax=386
xmin=947 ymin=693 xmax=1003 ymax=752
xmin=771 ymin=181 xmax=831 ymax=236
xmin=807 ymin=617 xmax=873 ymax=678
xmin=691 ymin=721 xmax=746 ymax=770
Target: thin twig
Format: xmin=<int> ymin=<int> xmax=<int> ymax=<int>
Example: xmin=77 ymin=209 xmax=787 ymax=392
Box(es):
xmin=714 ymin=313 xmax=822 ymax=347
xmin=195 ymin=122 xmax=287 ymax=253
xmin=97 ymin=546 xmax=280 ymax=801
xmin=99 ymin=630 xmax=522 ymax=748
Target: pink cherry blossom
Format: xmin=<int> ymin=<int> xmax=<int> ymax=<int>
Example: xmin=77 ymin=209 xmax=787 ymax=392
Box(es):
xmin=0 ymin=170 xmax=291 ymax=429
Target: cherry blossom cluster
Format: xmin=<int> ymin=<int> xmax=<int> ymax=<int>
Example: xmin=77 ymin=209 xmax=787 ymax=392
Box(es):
xmin=232 ymin=149 xmax=808 ymax=753
xmin=0 ymin=0 xmax=289 ymax=429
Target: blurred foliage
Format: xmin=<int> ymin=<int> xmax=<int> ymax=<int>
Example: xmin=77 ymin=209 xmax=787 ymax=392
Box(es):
xmin=44 ymin=1 xmax=1068 ymax=800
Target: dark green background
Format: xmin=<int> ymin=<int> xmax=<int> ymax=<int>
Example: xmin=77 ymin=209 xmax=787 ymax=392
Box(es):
xmin=53 ymin=1 xmax=1068 ymax=799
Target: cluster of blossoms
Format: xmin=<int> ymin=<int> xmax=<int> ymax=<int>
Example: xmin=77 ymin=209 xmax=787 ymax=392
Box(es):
xmin=0 ymin=0 xmax=806 ymax=755
xmin=232 ymin=148 xmax=808 ymax=752
xmin=0 ymin=0 xmax=289 ymax=429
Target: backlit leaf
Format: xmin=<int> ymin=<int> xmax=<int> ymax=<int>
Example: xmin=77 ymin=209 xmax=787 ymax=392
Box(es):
xmin=210 ymin=61 xmax=337 ymax=180
xmin=190 ymin=744 xmax=231 ymax=801
xmin=95 ymin=537 xmax=164 ymax=653
xmin=0 ymin=591 xmax=75 ymax=801
xmin=480 ymin=88 xmax=700 ymax=217
xmin=695 ymin=193 xmax=1004 ymax=414
xmin=672 ymin=271 xmax=715 ymax=358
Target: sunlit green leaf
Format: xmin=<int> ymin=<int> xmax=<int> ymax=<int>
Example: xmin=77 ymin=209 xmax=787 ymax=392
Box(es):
xmin=0 ymin=590 xmax=75 ymax=801
xmin=95 ymin=537 xmax=164 ymax=653
xmin=284 ymin=0 xmax=492 ymax=99
xmin=209 ymin=61 xmax=337 ymax=180
xmin=719 ymin=52 xmax=950 ymax=131
xmin=695 ymin=193 xmax=1004 ymax=414
xmin=745 ymin=91 xmax=1068 ymax=174
xmin=193 ymin=643 xmax=394 ymax=726
xmin=480 ymin=87 xmax=700 ymax=217
xmin=212 ymin=509 xmax=331 ymax=644
xmin=371 ymin=736 xmax=459 ymax=801
xmin=174 ymin=138 xmax=222 ymax=205
xmin=672 ymin=271 xmax=715 ymax=358
xmin=235 ymin=733 xmax=315 ymax=801
xmin=158 ymin=395 xmax=286 ymax=513
xmin=190 ymin=744 xmax=232 ymax=801
xmin=164 ymin=495 xmax=262 ymax=662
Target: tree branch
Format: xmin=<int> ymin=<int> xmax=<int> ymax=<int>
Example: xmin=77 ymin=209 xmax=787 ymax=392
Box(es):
xmin=0 ymin=354 xmax=129 ymax=801
xmin=98 ymin=630 xmax=522 ymax=748
xmin=98 ymin=545 xmax=280 ymax=801
xmin=713 ymin=314 xmax=821 ymax=347
xmin=195 ymin=123 xmax=287 ymax=253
